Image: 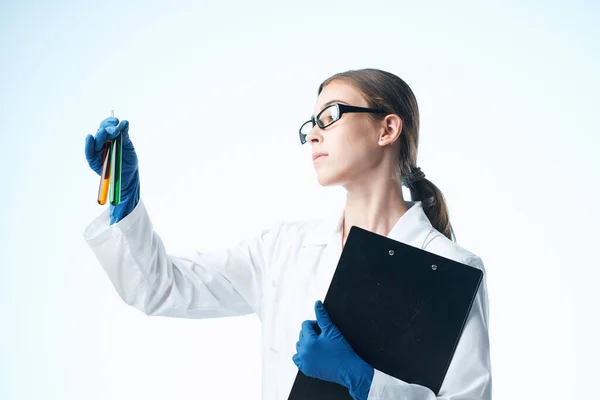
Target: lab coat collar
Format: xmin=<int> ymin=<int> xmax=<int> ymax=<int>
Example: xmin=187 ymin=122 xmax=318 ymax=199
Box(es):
xmin=301 ymin=201 xmax=438 ymax=249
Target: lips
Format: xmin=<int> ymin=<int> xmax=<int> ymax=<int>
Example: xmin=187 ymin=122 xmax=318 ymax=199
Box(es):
xmin=312 ymin=153 xmax=328 ymax=161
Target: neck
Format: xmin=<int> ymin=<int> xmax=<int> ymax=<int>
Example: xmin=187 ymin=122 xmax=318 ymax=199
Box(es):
xmin=341 ymin=178 xmax=408 ymax=247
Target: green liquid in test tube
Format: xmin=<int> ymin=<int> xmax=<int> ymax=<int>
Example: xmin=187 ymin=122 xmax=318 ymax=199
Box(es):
xmin=109 ymin=109 xmax=123 ymax=206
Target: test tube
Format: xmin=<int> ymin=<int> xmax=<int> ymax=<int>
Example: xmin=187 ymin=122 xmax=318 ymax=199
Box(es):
xmin=96 ymin=110 xmax=114 ymax=205
xmin=96 ymin=142 xmax=112 ymax=205
xmin=109 ymin=110 xmax=123 ymax=206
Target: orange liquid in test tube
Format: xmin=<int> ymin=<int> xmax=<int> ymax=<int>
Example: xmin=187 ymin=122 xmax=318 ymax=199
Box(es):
xmin=97 ymin=141 xmax=112 ymax=205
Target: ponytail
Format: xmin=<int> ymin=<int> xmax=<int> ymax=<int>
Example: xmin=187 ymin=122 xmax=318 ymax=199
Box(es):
xmin=403 ymin=167 xmax=455 ymax=242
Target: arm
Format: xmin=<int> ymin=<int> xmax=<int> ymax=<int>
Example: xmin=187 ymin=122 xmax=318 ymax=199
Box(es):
xmin=83 ymin=199 xmax=280 ymax=319
xmin=367 ymin=255 xmax=492 ymax=399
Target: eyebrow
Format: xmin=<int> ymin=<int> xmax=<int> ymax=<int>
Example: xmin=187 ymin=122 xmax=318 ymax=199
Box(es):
xmin=311 ymin=99 xmax=348 ymax=119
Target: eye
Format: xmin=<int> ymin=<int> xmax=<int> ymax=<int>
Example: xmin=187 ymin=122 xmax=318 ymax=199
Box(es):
xmin=330 ymin=106 xmax=340 ymax=121
xmin=318 ymin=105 xmax=339 ymax=126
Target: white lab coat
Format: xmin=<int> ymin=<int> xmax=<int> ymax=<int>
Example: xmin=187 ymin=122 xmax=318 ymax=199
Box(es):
xmin=83 ymin=199 xmax=492 ymax=399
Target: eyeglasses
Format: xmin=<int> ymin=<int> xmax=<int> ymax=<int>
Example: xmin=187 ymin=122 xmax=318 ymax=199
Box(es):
xmin=298 ymin=103 xmax=385 ymax=144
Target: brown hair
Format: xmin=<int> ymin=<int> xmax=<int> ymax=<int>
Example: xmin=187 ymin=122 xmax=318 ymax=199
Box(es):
xmin=318 ymin=68 xmax=456 ymax=241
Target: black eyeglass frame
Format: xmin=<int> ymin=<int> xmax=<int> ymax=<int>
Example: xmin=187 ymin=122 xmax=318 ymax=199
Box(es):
xmin=298 ymin=103 xmax=386 ymax=144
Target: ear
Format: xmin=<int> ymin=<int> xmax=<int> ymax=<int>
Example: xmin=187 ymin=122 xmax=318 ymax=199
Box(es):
xmin=378 ymin=114 xmax=402 ymax=147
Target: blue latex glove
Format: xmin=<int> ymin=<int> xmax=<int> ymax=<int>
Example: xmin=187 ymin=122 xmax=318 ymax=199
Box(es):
xmin=293 ymin=300 xmax=375 ymax=400
xmin=85 ymin=116 xmax=140 ymax=225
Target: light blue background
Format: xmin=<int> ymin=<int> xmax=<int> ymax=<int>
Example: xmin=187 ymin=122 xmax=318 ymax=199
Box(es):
xmin=1 ymin=0 xmax=598 ymax=399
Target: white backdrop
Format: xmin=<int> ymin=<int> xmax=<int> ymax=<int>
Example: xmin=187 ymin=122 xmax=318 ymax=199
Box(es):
xmin=1 ymin=0 xmax=598 ymax=399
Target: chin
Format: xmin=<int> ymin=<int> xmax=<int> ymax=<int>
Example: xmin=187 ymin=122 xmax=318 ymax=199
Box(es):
xmin=315 ymin=171 xmax=345 ymax=187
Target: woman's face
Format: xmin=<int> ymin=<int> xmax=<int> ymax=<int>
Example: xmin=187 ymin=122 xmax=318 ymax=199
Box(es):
xmin=306 ymin=80 xmax=388 ymax=187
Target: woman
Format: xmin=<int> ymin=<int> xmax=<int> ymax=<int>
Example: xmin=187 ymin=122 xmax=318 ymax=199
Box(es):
xmin=83 ymin=68 xmax=492 ymax=400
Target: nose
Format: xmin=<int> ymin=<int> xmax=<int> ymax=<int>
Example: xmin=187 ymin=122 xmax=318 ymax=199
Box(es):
xmin=305 ymin=126 xmax=323 ymax=144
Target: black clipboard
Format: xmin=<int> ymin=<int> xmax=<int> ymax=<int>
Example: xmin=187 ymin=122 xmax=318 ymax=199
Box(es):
xmin=287 ymin=226 xmax=483 ymax=399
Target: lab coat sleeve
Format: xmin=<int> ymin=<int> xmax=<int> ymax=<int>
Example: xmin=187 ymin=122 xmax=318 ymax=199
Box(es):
xmin=83 ymin=199 xmax=281 ymax=320
xmin=366 ymin=255 xmax=492 ymax=400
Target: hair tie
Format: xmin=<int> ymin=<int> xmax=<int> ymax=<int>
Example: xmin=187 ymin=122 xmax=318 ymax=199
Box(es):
xmin=402 ymin=166 xmax=426 ymax=187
